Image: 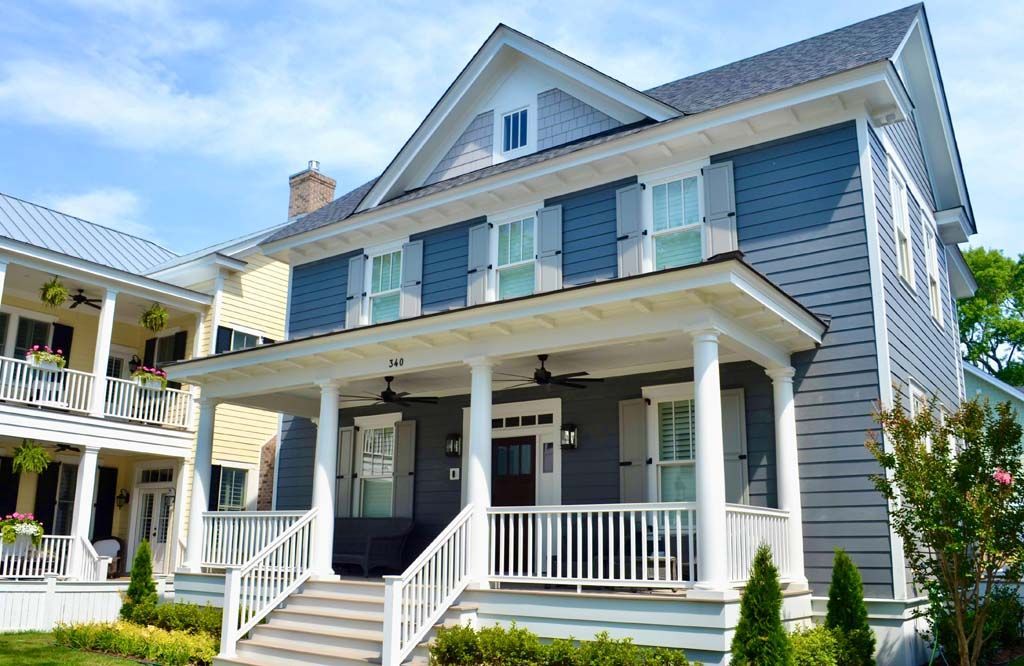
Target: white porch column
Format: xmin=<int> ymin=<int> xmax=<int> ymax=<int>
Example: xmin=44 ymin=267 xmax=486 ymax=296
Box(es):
xmin=767 ymin=366 xmax=807 ymax=586
xmin=310 ymin=380 xmax=340 ymax=578
xmin=69 ymin=445 xmax=99 ymax=577
xmin=183 ymin=397 xmax=217 ymax=572
xmin=693 ymin=329 xmax=729 ymax=592
xmin=465 ymin=357 xmax=493 ymax=586
xmin=89 ymin=288 xmax=118 ymax=417
xmin=0 ymin=259 xmax=7 ymax=311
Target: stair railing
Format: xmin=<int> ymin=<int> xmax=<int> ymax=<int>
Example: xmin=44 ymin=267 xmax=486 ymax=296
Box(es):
xmin=381 ymin=504 xmax=474 ymax=666
xmin=218 ymin=507 xmax=317 ymax=659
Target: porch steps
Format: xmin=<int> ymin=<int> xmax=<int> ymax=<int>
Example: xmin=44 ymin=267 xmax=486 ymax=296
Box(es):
xmin=215 ymin=578 xmax=474 ymax=666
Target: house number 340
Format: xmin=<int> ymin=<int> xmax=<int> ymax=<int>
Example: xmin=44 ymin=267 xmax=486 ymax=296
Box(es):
xmin=388 ymin=358 xmax=405 ymax=368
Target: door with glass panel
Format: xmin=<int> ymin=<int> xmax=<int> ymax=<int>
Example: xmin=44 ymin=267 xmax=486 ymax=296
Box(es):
xmin=134 ymin=488 xmax=174 ymax=573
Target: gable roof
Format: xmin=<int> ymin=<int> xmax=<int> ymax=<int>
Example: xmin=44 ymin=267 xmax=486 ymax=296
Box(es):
xmin=264 ymin=4 xmax=923 ymax=247
xmin=0 ymin=192 xmax=178 ymax=273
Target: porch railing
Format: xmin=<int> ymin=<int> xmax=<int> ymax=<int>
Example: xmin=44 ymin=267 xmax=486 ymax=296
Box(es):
xmin=105 ymin=377 xmax=193 ymax=429
xmin=219 ymin=508 xmax=317 ymax=659
xmin=725 ymin=504 xmax=791 ymax=582
xmin=0 ymin=356 xmax=94 ymax=414
xmin=0 ymin=535 xmax=109 ymax=580
xmin=382 ymin=504 xmax=474 ymax=666
xmin=201 ymin=511 xmax=309 ymax=568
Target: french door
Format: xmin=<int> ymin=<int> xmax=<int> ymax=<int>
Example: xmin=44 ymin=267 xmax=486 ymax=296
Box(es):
xmin=134 ymin=488 xmax=174 ymax=572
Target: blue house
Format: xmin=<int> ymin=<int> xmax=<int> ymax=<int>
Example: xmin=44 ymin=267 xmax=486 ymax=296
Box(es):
xmin=169 ymin=5 xmax=976 ymax=664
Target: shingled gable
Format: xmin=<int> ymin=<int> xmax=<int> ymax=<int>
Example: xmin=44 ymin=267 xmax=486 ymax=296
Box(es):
xmin=264 ymin=4 xmax=957 ymax=249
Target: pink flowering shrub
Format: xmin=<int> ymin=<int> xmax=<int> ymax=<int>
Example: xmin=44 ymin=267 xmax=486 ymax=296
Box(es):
xmin=131 ymin=365 xmax=168 ymax=389
xmin=992 ymin=468 xmax=1013 ymax=486
xmin=1 ymin=512 xmax=44 ymax=546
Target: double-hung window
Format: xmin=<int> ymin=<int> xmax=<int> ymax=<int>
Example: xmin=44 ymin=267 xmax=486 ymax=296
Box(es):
xmin=656 ymin=398 xmax=697 ymax=502
xmin=217 ymin=468 xmax=247 ymax=511
xmin=890 ymin=166 xmax=914 ymax=286
xmin=502 ymin=108 xmax=528 ymax=153
xmin=496 ymin=217 xmax=535 ymax=299
xmin=13 ymin=317 xmax=51 ymax=358
xmin=651 ymin=176 xmax=702 ymax=270
xmin=923 ymin=218 xmax=943 ymax=325
xmin=359 ymin=425 xmax=395 ymax=517
xmin=369 ymin=249 xmax=402 ymax=324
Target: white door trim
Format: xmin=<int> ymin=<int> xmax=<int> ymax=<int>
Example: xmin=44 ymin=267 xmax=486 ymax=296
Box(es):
xmin=126 ymin=460 xmax=179 ymax=574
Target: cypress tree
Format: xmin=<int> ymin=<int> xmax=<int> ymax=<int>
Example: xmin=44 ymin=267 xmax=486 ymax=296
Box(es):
xmin=731 ymin=544 xmax=794 ymax=665
xmin=825 ymin=549 xmax=876 ymax=665
xmin=120 ymin=540 xmax=158 ymax=620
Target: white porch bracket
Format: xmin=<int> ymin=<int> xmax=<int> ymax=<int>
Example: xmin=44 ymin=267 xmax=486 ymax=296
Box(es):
xmin=310 ymin=379 xmax=340 ymax=578
xmin=766 ymin=366 xmax=808 ymax=587
xmin=465 ymin=356 xmax=493 ymax=588
xmin=183 ymin=397 xmax=218 ymax=572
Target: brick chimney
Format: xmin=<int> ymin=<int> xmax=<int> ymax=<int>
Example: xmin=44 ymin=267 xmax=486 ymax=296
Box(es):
xmin=288 ymin=160 xmax=336 ymax=218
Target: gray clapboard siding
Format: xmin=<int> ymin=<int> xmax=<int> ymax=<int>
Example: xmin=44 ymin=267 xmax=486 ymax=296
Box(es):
xmin=410 ymin=218 xmax=481 ymax=314
xmin=714 ymin=121 xmax=892 ymax=597
xmin=274 ymin=363 xmax=776 ymax=561
xmin=426 ymin=111 xmax=494 ymax=185
xmin=537 ymin=88 xmax=622 ymax=151
xmin=881 ymin=114 xmax=935 ymax=210
xmin=545 ymin=177 xmax=636 ymax=286
xmin=869 ymin=126 xmax=959 ymax=411
xmin=288 ymin=251 xmax=361 ymax=337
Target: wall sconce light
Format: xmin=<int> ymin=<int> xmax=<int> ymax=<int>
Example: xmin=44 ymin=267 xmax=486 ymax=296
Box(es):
xmin=115 ymin=489 xmax=130 ymax=508
xmin=445 ymin=433 xmax=463 ymax=458
xmin=560 ymin=424 xmax=578 ymax=449
xmin=166 ymin=488 xmax=176 ymax=506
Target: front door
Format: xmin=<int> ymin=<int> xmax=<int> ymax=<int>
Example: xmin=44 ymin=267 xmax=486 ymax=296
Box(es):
xmin=135 ymin=488 xmax=174 ymax=572
xmin=491 ymin=437 xmax=536 ymax=507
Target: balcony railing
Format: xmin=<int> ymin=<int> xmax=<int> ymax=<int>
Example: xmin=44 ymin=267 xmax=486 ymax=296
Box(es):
xmin=0 ymin=354 xmax=194 ymax=430
xmin=0 ymin=535 xmax=110 ymax=580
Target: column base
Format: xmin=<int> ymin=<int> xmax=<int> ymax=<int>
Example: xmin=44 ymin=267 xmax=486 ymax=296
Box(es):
xmin=688 ymin=586 xmax=741 ymax=601
xmin=783 ymin=577 xmax=810 ymax=592
xmin=309 ymin=572 xmax=341 ymax=582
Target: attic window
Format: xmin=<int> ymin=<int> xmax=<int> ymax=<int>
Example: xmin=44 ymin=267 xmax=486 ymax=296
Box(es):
xmin=502 ymin=108 xmax=528 ymax=152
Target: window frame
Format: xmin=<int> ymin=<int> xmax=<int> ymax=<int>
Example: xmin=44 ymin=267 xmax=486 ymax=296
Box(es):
xmin=921 ymin=210 xmax=943 ymax=326
xmin=216 ymin=467 xmax=248 ymax=512
xmin=363 ymin=240 xmax=407 ymax=325
xmin=640 ymin=163 xmax=706 ymax=274
xmin=0 ymin=307 xmax=56 ymax=359
xmin=353 ymin=412 xmax=402 ymax=518
xmin=908 ymin=381 xmax=932 ymax=451
xmin=486 ymin=204 xmax=540 ymax=303
xmin=889 ymin=161 xmax=915 ymax=289
xmin=229 ymin=325 xmax=265 ymax=351
xmin=642 ymin=382 xmax=698 ymax=503
xmin=501 ymin=107 xmax=529 ymax=154
xmin=151 ymin=330 xmax=183 ymax=366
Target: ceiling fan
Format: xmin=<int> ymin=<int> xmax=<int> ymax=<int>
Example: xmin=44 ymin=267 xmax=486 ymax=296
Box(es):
xmin=69 ymin=289 xmax=102 ymax=310
xmin=339 ymin=376 xmax=439 ymax=406
xmin=496 ymin=354 xmax=604 ymax=390
xmin=54 ymin=443 xmax=80 ymax=453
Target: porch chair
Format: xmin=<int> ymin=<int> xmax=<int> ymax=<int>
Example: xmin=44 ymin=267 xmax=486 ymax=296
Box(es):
xmin=332 ymin=518 xmax=413 ymax=577
xmin=92 ymin=537 xmax=125 ymax=578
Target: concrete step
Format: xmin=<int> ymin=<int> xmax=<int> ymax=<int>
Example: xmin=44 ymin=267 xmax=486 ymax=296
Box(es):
xmin=235 ymin=635 xmax=380 ymax=666
xmin=269 ymin=605 xmax=385 ymax=632
xmin=250 ymin=619 xmax=384 ymax=653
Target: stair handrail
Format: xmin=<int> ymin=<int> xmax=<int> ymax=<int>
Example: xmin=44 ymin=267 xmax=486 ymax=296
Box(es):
xmin=219 ymin=507 xmax=318 ymax=659
xmin=381 ymin=504 xmax=475 ymax=666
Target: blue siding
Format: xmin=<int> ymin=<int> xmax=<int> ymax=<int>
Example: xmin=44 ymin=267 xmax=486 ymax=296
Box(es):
xmin=275 ymin=416 xmax=317 ymax=510
xmin=288 ymin=251 xmax=360 ymax=338
xmin=411 ymin=218 xmax=479 ymax=314
xmin=882 ymin=114 xmax=934 ymax=210
xmin=715 ymin=121 xmax=893 ymax=597
xmin=545 ymin=177 xmax=635 ymax=286
xmin=870 ymin=126 xmax=960 ymax=410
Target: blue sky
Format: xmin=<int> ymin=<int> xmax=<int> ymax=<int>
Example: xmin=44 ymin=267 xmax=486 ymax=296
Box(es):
xmin=1 ymin=1 xmax=1020 ymax=255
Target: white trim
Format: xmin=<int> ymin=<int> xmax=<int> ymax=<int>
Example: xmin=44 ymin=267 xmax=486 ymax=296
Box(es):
xmin=208 ymin=271 xmax=226 ymax=356
xmin=920 ymin=208 xmax=943 ymax=328
xmin=639 ymin=160 xmax=708 ymax=273
xmin=489 ymin=206 xmax=540 ymax=302
xmin=888 ymin=158 xmax=915 ymax=290
xmin=364 ymin=239 xmax=408 ymax=326
xmin=352 ymin=412 xmax=403 ymax=518
xmin=495 ymin=104 xmax=535 ymax=162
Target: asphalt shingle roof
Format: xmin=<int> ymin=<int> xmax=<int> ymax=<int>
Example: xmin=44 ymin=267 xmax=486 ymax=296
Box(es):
xmin=0 ymin=192 xmax=178 ymax=273
xmin=265 ymin=4 xmax=921 ymax=246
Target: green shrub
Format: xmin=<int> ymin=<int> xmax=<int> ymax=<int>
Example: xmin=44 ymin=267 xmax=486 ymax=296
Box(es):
xmin=124 ymin=600 xmax=222 ymax=637
xmin=790 ymin=624 xmax=839 ymax=666
xmin=730 ymin=544 xmax=793 ymax=665
xmin=429 ymin=624 xmax=690 ymax=665
xmin=934 ymin=585 xmax=1024 ymax=661
xmin=53 ymin=620 xmax=217 ymax=665
xmin=120 ymin=540 xmax=157 ymax=620
xmin=825 ymin=549 xmax=875 ymax=665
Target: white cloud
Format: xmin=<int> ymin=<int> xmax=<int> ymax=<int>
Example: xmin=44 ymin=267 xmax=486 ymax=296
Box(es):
xmin=45 ymin=188 xmax=154 ymax=239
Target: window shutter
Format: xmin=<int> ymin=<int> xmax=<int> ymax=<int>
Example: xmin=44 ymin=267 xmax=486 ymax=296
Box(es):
xmin=261 ymin=337 xmax=276 ymax=345
xmin=172 ymin=331 xmax=188 ymax=361
xmin=393 ymin=420 xmax=416 ymax=519
xmin=0 ymin=457 xmax=19 ymax=517
xmin=615 ymin=183 xmax=644 ymax=277
xmin=399 ymin=240 xmax=424 ymax=319
xmin=535 ymin=205 xmax=563 ymax=292
xmin=345 ymin=254 xmax=365 ymax=328
xmin=208 ymin=465 xmax=223 ymax=512
xmin=92 ymin=467 xmax=118 ymax=538
xmin=702 ymin=161 xmax=737 ymax=256
xmin=215 ymin=326 xmax=233 ymax=354
xmin=467 ymin=222 xmax=490 ymax=306
xmin=143 ymin=338 xmax=157 ymax=367
xmin=618 ymin=399 xmax=647 ymax=503
xmin=33 ymin=462 xmax=60 ymax=533
xmin=51 ymin=324 xmax=74 ymax=364
xmin=335 ymin=426 xmax=356 ymax=518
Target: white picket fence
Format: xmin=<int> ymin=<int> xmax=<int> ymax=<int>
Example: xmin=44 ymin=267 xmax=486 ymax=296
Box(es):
xmin=0 ymin=578 xmax=128 ymax=631
xmin=382 ymin=504 xmax=474 ymax=666
xmin=201 ymin=511 xmax=309 ymax=568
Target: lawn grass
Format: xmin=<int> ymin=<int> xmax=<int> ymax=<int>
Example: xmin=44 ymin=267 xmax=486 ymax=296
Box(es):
xmin=0 ymin=632 xmax=139 ymax=665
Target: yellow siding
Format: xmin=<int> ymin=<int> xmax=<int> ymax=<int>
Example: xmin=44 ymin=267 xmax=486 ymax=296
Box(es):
xmin=217 ymin=254 xmax=288 ymax=341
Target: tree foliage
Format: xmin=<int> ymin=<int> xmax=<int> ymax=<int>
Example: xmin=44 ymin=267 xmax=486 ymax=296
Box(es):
xmin=121 ymin=540 xmax=158 ymax=620
xmin=731 ymin=544 xmax=793 ymax=665
xmin=958 ymin=247 xmax=1024 ymax=385
xmin=867 ymin=396 xmax=1024 ymax=666
xmin=825 ymin=549 xmax=875 ymax=665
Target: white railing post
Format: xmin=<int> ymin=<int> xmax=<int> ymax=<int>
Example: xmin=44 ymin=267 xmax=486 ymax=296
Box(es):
xmin=220 ymin=567 xmax=242 ymax=658
xmin=767 ymin=366 xmax=806 ymax=586
xmin=88 ymin=288 xmax=117 ymax=418
xmin=465 ymin=357 xmax=493 ymax=587
xmin=311 ymin=380 xmax=340 ymax=577
xmin=381 ymin=575 xmax=404 ymax=666
xmin=184 ymin=398 xmax=217 ymax=572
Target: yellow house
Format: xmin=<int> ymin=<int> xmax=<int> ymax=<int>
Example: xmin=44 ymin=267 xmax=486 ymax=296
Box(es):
xmin=0 ymin=192 xmax=287 ymax=577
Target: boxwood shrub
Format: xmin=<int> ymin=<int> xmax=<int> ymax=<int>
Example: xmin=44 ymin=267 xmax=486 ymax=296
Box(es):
xmin=124 ymin=600 xmax=222 ymax=637
xmin=53 ymin=620 xmax=217 ymax=665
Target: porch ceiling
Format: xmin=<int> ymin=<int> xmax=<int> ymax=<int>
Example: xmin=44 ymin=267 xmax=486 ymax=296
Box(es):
xmin=168 ymin=255 xmax=826 ymax=418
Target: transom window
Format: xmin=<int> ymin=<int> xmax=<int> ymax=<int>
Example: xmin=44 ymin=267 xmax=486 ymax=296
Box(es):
xmin=359 ymin=425 xmax=395 ymax=517
xmin=369 ymin=250 xmax=402 ymax=324
xmin=502 ymin=108 xmax=528 ymax=153
xmin=923 ymin=220 xmax=943 ymax=325
xmin=217 ymin=468 xmax=247 ymax=511
xmin=140 ymin=468 xmax=173 ymax=484
xmin=657 ymin=399 xmax=696 ymax=502
xmin=496 ymin=218 xmax=535 ymax=299
xmin=890 ymin=166 xmax=914 ymax=287
xmin=652 ymin=176 xmax=701 ymax=270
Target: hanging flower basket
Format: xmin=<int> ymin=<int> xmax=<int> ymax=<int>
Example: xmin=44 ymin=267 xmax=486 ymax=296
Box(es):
xmin=11 ymin=440 xmax=50 ymax=475
xmin=1 ymin=513 xmax=44 ymax=549
xmin=132 ymin=366 xmax=168 ymax=390
xmin=25 ymin=345 xmax=65 ymax=371
xmin=139 ymin=303 xmax=169 ymax=333
xmin=39 ymin=276 xmax=70 ymax=308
